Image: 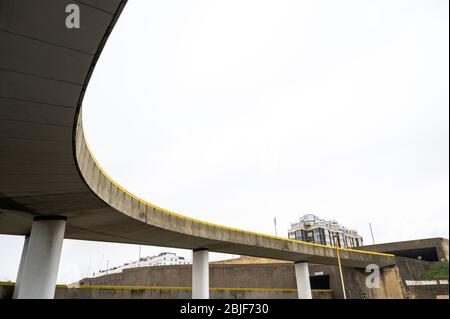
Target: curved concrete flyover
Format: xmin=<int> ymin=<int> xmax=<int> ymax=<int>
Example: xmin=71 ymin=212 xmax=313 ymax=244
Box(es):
xmin=0 ymin=0 xmax=394 ymax=295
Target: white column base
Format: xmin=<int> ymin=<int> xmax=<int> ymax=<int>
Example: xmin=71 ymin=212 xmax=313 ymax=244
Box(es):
xmin=12 ymin=236 xmax=29 ymax=299
xmin=295 ymin=261 xmax=312 ymax=299
xmin=192 ymin=249 xmax=209 ymax=299
xmin=16 ymin=216 xmax=66 ymax=299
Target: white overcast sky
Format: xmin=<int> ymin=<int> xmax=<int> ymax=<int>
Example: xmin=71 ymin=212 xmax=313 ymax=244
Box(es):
xmin=1 ymin=0 xmax=449 ymax=284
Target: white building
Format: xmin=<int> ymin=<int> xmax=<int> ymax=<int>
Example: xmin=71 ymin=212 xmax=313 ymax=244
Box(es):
xmin=288 ymin=214 xmax=363 ymax=248
xmin=94 ymin=252 xmax=190 ymax=277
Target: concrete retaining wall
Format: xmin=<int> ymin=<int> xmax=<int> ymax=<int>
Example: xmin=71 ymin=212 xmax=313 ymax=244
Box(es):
xmin=2 ymin=256 xmax=446 ymax=299
xmin=406 ymin=285 xmax=449 ymax=299
xmin=80 ymin=262 xmax=404 ymax=299
xmin=0 ymin=283 xmax=331 ymax=299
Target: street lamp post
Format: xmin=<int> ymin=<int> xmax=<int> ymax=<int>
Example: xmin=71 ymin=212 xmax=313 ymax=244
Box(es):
xmin=333 ymin=235 xmax=347 ymax=299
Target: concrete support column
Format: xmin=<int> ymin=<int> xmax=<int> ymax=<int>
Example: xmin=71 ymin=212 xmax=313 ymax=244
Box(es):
xmin=192 ymin=249 xmax=209 ymax=299
xmin=12 ymin=236 xmax=29 ymax=299
xmin=295 ymin=261 xmax=312 ymax=299
xmin=16 ymin=216 xmax=66 ymax=299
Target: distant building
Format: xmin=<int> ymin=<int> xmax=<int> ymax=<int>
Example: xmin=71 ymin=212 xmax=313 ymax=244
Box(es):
xmin=132 ymin=252 xmax=190 ymax=267
xmin=288 ymin=214 xmax=363 ymax=248
xmin=94 ymin=252 xmax=190 ymax=277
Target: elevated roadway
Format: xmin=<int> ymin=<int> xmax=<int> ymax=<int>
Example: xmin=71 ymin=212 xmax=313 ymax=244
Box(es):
xmin=0 ymin=0 xmax=394 ymax=298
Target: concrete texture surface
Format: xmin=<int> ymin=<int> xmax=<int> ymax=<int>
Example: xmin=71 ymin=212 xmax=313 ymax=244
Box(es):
xmin=1 ymin=254 xmax=447 ymax=299
xmin=75 ymin=256 xmax=448 ymax=299
xmin=0 ymin=252 xmax=446 ymax=299
xmin=76 ymin=260 xmax=405 ymax=299
xmin=0 ymin=283 xmax=331 ymax=300
xmin=361 ymin=238 xmax=449 ymax=262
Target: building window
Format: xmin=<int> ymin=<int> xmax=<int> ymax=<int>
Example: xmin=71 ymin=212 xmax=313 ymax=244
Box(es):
xmin=313 ymin=228 xmax=326 ymax=245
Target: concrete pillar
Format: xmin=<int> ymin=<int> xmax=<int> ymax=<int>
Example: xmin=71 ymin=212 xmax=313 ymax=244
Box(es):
xmin=12 ymin=236 xmax=29 ymax=299
xmin=17 ymin=216 xmax=66 ymax=299
xmin=295 ymin=261 xmax=312 ymax=299
xmin=192 ymin=249 xmax=209 ymax=299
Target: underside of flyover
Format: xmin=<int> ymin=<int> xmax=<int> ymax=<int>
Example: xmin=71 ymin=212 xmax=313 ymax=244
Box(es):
xmin=0 ymin=0 xmax=394 ymax=298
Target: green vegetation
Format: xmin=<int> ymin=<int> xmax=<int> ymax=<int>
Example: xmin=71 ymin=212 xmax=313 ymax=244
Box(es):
xmin=421 ymin=262 xmax=449 ymax=280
